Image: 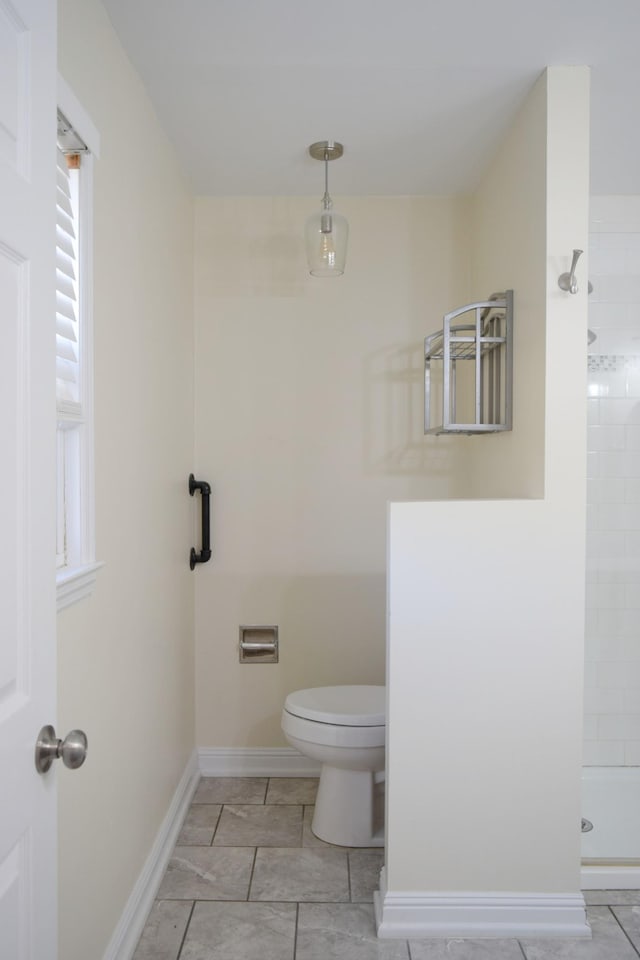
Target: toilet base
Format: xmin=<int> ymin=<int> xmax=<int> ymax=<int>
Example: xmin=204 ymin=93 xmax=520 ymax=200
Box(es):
xmin=311 ymin=765 xmax=385 ymax=847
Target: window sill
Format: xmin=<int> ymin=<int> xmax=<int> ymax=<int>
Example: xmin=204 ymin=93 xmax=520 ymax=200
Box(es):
xmin=56 ymin=561 xmax=104 ymax=612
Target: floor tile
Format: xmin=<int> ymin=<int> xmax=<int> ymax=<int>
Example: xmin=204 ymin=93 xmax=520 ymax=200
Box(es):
xmin=132 ymin=900 xmax=192 ymax=960
xmin=192 ymin=777 xmax=267 ymax=804
xmin=520 ymin=905 xmax=638 ymax=959
xmin=266 ymin=777 xmax=318 ymax=804
xmin=408 ymin=939 xmax=525 ymax=959
xmin=584 ymin=890 xmax=640 ymax=906
xmin=213 ymin=803 xmax=303 ymax=846
xmin=179 ymin=901 xmax=296 ymax=960
xmin=296 ymin=902 xmax=409 ymax=959
xmin=349 ymin=850 xmax=385 ymax=902
xmin=611 ymin=904 xmax=640 ymax=951
xmin=157 ymin=846 xmax=254 ymax=900
xmin=177 ymin=804 xmax=222 ymax=845
xmin=250 ymin=847 xmax=350 ymax=902
xmin=140 ymin=776 xmax=640 ymax=960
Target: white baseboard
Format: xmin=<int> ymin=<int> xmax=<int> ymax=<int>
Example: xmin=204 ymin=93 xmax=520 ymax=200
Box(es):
xmin=198 ymin=746 xmax=321 ymax=777
xmin=581 ymin=864 xmax=640 ymax=889
xmin=374 ymin=868 xmax=591 ymax=940
xmin=102 ymin=749 xmax=200 ymax=960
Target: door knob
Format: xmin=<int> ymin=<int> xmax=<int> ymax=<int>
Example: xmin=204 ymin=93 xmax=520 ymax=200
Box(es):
xmin=35 ymin=725 xmax=88 ymax=774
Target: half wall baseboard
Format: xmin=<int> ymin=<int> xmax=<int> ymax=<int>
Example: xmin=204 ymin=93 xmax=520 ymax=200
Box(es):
xmin=374 ymin=868 xmax=591 ymax=940
xmin=581 ymin=864 xmax=640 ymax=889
xmin=198 ymin=746 xmax=321 ymax=777
xmin=102 ymin=749 xmax=200 ymax=960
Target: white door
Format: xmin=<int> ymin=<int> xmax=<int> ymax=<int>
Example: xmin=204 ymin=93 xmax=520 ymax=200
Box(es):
xmin=0 ymin=1 xmax=58 ymax=957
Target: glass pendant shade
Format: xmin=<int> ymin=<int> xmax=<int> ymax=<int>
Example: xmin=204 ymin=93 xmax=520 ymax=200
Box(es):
xmin=305 ymin=205 xmax=348 ymax=276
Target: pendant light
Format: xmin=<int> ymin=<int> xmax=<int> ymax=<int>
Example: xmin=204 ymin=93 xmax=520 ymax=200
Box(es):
xmin=305 ymin=140 xmax=348 ymax=277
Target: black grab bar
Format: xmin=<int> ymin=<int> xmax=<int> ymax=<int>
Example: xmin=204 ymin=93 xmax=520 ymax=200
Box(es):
xmin=189 ymin=474 xmax=212 ymax=570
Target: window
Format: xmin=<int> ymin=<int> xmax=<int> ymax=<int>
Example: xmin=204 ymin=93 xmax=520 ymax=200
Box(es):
xmin=56 ymin=80 xmax=101 ymax=610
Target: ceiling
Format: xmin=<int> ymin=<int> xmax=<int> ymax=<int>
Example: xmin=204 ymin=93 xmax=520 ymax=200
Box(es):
xmin=100 ymin=0 xmax=640 ymax=197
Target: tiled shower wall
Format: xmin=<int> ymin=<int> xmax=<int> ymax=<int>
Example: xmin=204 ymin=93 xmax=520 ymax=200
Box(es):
xmin=584 ymin=197 xmax=640 ymax=766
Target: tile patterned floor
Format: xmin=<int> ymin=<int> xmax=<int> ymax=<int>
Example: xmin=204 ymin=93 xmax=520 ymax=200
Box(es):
xmin=133 ymin=777 xmax=640 ymax=960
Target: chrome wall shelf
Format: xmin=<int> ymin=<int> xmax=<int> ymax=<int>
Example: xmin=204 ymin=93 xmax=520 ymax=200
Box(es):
xmin=424 ymin=290 xmax=513 ymax=435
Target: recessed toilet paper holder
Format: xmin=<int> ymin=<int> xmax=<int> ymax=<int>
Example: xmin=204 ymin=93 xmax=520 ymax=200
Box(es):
xmin=239 ymin=625 xmax=279 ymax=663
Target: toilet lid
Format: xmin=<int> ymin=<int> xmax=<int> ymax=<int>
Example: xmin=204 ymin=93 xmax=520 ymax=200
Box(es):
xmin=284 ymin=685 xmax=385 ymax=726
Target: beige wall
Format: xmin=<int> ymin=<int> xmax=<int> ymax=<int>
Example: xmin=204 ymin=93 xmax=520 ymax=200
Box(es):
xmin=382 ymin=67 xmax=589 ymax=927
xmin=194 ymin=196 xmax=470 ymax=746
xmin=57 ymin=2 xmax=195 ymax=958
xmin=465 ymin=72 xmax=548 ymax=498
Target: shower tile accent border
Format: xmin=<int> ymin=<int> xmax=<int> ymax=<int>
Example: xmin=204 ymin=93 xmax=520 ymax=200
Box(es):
xmin=588 ymin=355 xmax=640 ymax=373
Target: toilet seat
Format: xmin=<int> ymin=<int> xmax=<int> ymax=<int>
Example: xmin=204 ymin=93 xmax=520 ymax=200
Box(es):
xmin=282 ymin=710 xmax=384 ymax=749
xmin=283 ymin=685 xmax=385 ymax=726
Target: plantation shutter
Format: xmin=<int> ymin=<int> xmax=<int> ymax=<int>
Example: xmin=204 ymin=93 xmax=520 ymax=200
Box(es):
xmin=56 ymin=146 xmax=80 ymax=413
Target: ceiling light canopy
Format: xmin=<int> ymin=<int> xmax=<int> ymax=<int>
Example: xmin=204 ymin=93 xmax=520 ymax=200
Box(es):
xmin=305 ymin=140 xmax=348 ymax=277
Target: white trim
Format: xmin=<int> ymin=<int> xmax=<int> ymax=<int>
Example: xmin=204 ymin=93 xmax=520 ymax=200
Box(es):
xmin=198 ymin=746 xmax=321 ymax=778
xmin=581 ymin=864 xmax=640 ymax=889
xmin=102 ymin=750 xmax=200 ymax=960
xmin=56 ymin=560 xmax=104 ymax=611
xmin=374 ymin=868 xmax=591 ymax=940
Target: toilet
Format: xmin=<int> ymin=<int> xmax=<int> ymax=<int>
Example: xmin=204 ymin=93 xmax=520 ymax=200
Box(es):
xmin=281 ymin=685 xmax=385 ymax=847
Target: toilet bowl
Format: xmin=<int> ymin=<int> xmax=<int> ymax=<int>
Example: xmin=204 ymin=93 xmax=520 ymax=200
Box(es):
xmin=281 ymin=685 xmax=385 ymax=847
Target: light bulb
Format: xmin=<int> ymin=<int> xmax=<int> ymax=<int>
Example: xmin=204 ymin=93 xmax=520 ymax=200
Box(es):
xmin=319 ymin=230 xmax=336 ymax=270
